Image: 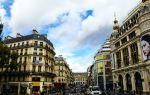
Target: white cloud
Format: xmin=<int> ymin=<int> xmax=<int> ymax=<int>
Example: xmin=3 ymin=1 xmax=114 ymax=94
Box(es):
xmin=3 ymin=0 xmax=141 ymax=72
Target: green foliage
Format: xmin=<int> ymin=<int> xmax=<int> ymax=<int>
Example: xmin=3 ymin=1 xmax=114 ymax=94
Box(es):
xmin=0 ymin=43 xmax=10 ymax=66
xmin=9 ymin=52 xmax=19 ymax=71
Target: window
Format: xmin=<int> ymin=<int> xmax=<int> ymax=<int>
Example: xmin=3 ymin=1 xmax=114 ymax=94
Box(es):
xmin=40 ymin=42 xmax=43 ymax=46
xmin=18 ymin=43 xmax=20 ymax=47
xmin=33 ymin=57 xmax=36 ymax=63
xmin=22 ymin=42 xmax=24 ymax=46
xmin=34 ymin=41 xmax=38 ymax=46
xmin=16 ymin=50 xmax=19 ymax=54
xmin=129 ymin=31 xmax=136 ymax=39
xmin=121 ymin=37 xmax=127 ymax=44
xmin=123 ymin=48 xmax=129 ymax=66
xmin=130 ymin=43 xmax=138 ymax=64
xmin=20 ymin=49 xmax=23 ymax=55
xmin=115 ymin=42 xmax=120 ymax=48
xmin=33 ymin=48 xmax=37 ymax=55
xmin=26 ymin=41 xmax=29 ymax=46
xmin=10 ymin=44 xmax=12 ymax=48
xmin=116 ymin=51 xmax=121 ymax=68
xmin=39 ymin=49 xmax=43 ymax=55
xmin=14 ymin=44 xmax=16 ymax=48
xmin=25 ymin=49 xmax=28 ymax=55
xmin=24 ymin=57 xmax=27 ymax=63
xmin=39 ymin=57 xmax=42 ymax=63
xmin=33 ymin=66 xmax=36 ymax=72
xmin=38 ymin=66 xmax=41 ymax=72
xmin=19 ymin=57 xmax=22 ymax=63
xmin=23 ymin=65 xmax=26 ymax=72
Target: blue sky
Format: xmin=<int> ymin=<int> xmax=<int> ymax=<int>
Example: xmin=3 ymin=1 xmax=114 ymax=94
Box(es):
xmin=0 ymin=0 xmax=140 ymax=72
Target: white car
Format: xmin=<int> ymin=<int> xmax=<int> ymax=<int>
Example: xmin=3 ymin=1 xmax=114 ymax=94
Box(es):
xmin=90 ymin=86 xmax=102 ymax=95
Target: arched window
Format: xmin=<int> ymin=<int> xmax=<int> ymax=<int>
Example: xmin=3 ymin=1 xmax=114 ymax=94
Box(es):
xmin=135 ymin=72 xmax=143 ymax=94
xmin=126 ymin=74 xmax=132 ymax=92
xmin=118 ymin=75 xmax=123 ymax=92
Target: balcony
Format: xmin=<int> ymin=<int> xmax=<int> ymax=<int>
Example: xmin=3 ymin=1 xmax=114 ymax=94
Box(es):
xmin=0 ymin=70 xmax=56 ymax=77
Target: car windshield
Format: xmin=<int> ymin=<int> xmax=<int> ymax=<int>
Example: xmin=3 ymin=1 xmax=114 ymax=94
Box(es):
xmin=92 ymin=87 xmax=99 ymax=91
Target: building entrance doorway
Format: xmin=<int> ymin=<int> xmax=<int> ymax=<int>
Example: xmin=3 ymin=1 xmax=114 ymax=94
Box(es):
xmin=135 ymin=72 xmax=143 ymax=94
xmin=126 ymin=74 xmax=132 ymax=93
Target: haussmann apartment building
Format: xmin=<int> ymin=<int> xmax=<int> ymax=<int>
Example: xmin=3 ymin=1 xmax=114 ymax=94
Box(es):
xmin=0 ymin=29 xmax=56 ymax=94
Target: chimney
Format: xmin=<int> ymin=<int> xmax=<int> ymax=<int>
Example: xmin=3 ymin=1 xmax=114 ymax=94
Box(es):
xmin=16 ymin=33 xmax=22 ymax=38
xmin=32 ymin=29 xmax=38 ymax=34
xmin=43 ymin=34 xmax=47 ymax=38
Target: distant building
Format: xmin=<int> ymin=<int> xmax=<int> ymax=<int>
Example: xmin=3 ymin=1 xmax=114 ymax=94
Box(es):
xmin=54 ymin=55 xmax=74 ymax=90
xmin=93 ymin=39 xmax=112 ymax=91
xmin=110 ymin=0 xmax=150 ymax=94
xmin=73 ymin=72 xmax=87 ymax=86
xmin=0 ymin=30 xmax=56 ymax=94
xmin=87 ymin=64 xmax=94 ymax=87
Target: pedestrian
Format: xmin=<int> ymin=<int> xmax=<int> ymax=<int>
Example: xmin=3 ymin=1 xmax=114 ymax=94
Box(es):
xmin=41 ymin=91 xmax=44 ymax=95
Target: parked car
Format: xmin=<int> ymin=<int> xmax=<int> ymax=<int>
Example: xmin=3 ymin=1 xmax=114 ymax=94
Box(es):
xmin=90 ymin=86 xmax=102 ymax=95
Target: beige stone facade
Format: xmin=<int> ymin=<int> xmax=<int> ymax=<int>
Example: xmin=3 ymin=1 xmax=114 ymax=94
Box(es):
xmin=74 ymin=72 xmax=87 ymax=86
xmin=54 ymin=55 xmax=74 ymax=89
xmin=0 ymin=30 xmax=56 ymax=94
xmin=110 ymin=0 xmax=150 ymax=95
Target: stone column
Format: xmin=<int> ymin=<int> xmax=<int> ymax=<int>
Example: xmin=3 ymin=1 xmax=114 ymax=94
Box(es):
xmin=128 ymin=46 xmax=133 ymax=65
xmin=123 ymin=74 xmax=127 ymax=93
xmin=137 ymin=41 xmax=143 ymax=63
xmin=131 ymin=73 xmax=136 ymax=91
xmin=120 ymin=50 xmax=124 ymax=67
xmin=114 ymin=53 xmax=117 ymax=69
xmin=142 ymin=70 xmax=150 ymax=94
xmin=17 ymin=82 xmax=21 ymax=95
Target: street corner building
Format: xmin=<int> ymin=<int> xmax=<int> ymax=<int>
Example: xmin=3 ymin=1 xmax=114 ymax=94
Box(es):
xmin=0 ymin=29 xmax=56 ymax=94
xmin=110 ymin=0 xmax=150 ymax=95
xmin=92 ymin=39 xmax=113 ymax=91
xmin=53 ymin=55 xmax=74 ymax=90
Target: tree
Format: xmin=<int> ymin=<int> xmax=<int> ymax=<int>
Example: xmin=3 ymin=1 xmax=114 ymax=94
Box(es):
xmin=0 ymin=43 xmax=10 ymax=69
xmin=9 ymin=52 xmax=18 ymax=71
xmin=0 ymin=23 xmax=18 ymax=72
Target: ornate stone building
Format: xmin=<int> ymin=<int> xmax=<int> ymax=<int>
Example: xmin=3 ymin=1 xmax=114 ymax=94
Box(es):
xmin=110 ymin=0 xmax=150 ymax=94
xmin=73 ymin=72 xmax=87 ymax=86
xmin=54 ymin=55 xmax=74 ymax=90
xmin=0 ymin=30 xmax=56 ymax=94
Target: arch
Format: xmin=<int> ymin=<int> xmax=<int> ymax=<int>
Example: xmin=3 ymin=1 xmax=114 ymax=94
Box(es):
xmin=118 ymin=75 xmax=124 ymax=92
xmin=126 ymin=74 xmax=132 ymax=93
xmin=134 ymin=72 xmax=143 ymax=94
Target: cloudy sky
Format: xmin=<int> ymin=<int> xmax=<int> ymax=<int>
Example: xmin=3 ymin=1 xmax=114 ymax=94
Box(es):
xmin=0 ymin=0 xmax=140 ymax=72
